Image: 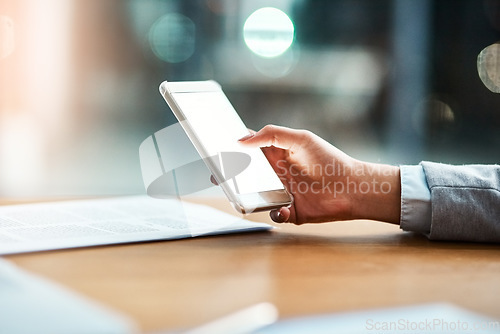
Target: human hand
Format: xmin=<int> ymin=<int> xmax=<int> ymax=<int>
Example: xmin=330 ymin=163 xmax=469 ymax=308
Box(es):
xmin=239 ymin=125 xmax=401 ymax=225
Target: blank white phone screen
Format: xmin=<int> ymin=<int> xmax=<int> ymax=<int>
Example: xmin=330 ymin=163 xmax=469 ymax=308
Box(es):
xmin=171 ymin=91 xmax=284 ymax=195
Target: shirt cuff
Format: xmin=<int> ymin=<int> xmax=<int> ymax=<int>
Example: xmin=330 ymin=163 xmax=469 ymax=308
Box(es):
xmin=400 ymin=165 xmax=432 ymax=234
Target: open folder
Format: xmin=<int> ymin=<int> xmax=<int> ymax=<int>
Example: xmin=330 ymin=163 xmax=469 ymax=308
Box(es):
xmin=0 ymin=196 xmax=272 ymax=255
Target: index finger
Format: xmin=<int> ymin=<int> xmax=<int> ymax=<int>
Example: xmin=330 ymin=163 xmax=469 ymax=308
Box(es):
xmin=238 ymin=125 xmax=306 ymax=151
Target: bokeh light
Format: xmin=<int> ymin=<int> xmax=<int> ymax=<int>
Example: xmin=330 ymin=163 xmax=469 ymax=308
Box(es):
xmin=428 ymin=99 xmax=455 ymax=123
xmin=0 ymin=15 xmax=15 ymax=59
xmin=243 ymin=7 xmax=294 ymax=58
xmin=477 ymin=43 xmax=500 ymax=93
xmin=413 ymin=97 xmax=457 ymax=139
xmin=251 ymin=47 xmax=298 ymax=78
xmin=149 ymin=13 xmax=195 ymax=63
xmin=427 ymin=98 xmax=457 ymax=142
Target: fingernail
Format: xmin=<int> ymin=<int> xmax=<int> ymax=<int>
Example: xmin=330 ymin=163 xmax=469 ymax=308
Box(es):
xmin=238 ymin=133 xmax=254 ymax=141
xmin=270 ymin=210 xmax=281 ymax=223
xmin=275 ymin=210 xmax=285 ymax=223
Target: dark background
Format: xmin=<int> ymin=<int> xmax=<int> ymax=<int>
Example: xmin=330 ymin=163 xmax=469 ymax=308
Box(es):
xmin=0 ymin=0 xmax=499 ymax=196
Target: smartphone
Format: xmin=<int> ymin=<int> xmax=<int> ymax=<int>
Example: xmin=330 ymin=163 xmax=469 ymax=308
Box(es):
xmin=159 ymin=80 xmax=293 ymax=214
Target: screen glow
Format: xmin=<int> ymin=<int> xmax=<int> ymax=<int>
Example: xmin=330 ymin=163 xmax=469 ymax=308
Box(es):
xmin=171 ymin=91 xmax=284 ymax=195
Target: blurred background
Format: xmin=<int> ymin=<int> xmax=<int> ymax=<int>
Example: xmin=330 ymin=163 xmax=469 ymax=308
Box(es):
xmin=0 ymin=0 xmax=500 ymax=197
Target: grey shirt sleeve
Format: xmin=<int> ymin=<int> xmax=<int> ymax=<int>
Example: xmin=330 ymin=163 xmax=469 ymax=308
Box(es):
xmin=420 ymin=161 xmax=500 ymax=242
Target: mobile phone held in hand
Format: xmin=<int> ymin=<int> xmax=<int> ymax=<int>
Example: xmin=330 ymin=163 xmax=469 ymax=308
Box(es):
xmin=159 ymin=80 xmax=293 ymax=214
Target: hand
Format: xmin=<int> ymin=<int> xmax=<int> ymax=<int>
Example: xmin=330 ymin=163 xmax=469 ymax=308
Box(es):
xmin=239 ymin=125 xmax=401 ymax=225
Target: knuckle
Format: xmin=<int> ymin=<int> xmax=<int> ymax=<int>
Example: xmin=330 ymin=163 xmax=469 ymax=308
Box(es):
xmin=262 ymin=124 xmax=277 ymax=133
xmin=299 ymin=129 xmax=313 ymax=139
xmin=297 ymin=129 xmax=315 ymax=145
xmin=261 ymin=124 xmax=280 ymax=146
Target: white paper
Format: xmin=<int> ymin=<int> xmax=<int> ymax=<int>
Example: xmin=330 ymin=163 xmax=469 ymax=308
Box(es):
xmin=255 ymin=303 xmax=499 ymax=334
xmin=0 ymin=258 xmax=137 ymax=334
xmin=0 ymin=196 xmax=272 ymax=255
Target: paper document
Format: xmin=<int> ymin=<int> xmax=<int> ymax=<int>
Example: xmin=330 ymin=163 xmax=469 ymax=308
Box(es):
xmin=0 ymin=258 xmax=136 ymax=334
xmin=254 ymin=303 xmax=499 ymax=334
xmin=0 ymin=196 xmax=271 ymax=255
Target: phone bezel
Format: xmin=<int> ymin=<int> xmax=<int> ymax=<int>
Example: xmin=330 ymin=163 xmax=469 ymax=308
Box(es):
xmin=159 ymin=80 xmax=293 ymax=214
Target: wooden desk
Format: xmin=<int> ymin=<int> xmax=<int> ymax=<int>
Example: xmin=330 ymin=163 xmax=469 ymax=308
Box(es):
xmin=4 ymin=198 xmax=500 ymax=332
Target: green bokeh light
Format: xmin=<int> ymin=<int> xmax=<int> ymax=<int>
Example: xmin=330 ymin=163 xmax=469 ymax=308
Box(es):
xmin=149 ymin=13 xmax=195 ymax=63
xmin=243 ymin=7 xmax=294 ymax=58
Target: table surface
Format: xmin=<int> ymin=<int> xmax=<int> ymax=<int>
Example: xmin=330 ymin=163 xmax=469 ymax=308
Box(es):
xmin=4 ymin=197 xmax=500 ymax=332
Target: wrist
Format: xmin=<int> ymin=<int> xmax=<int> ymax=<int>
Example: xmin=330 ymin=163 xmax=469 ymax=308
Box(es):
xmin=351 ymin=161 xmax=401 ymax=224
